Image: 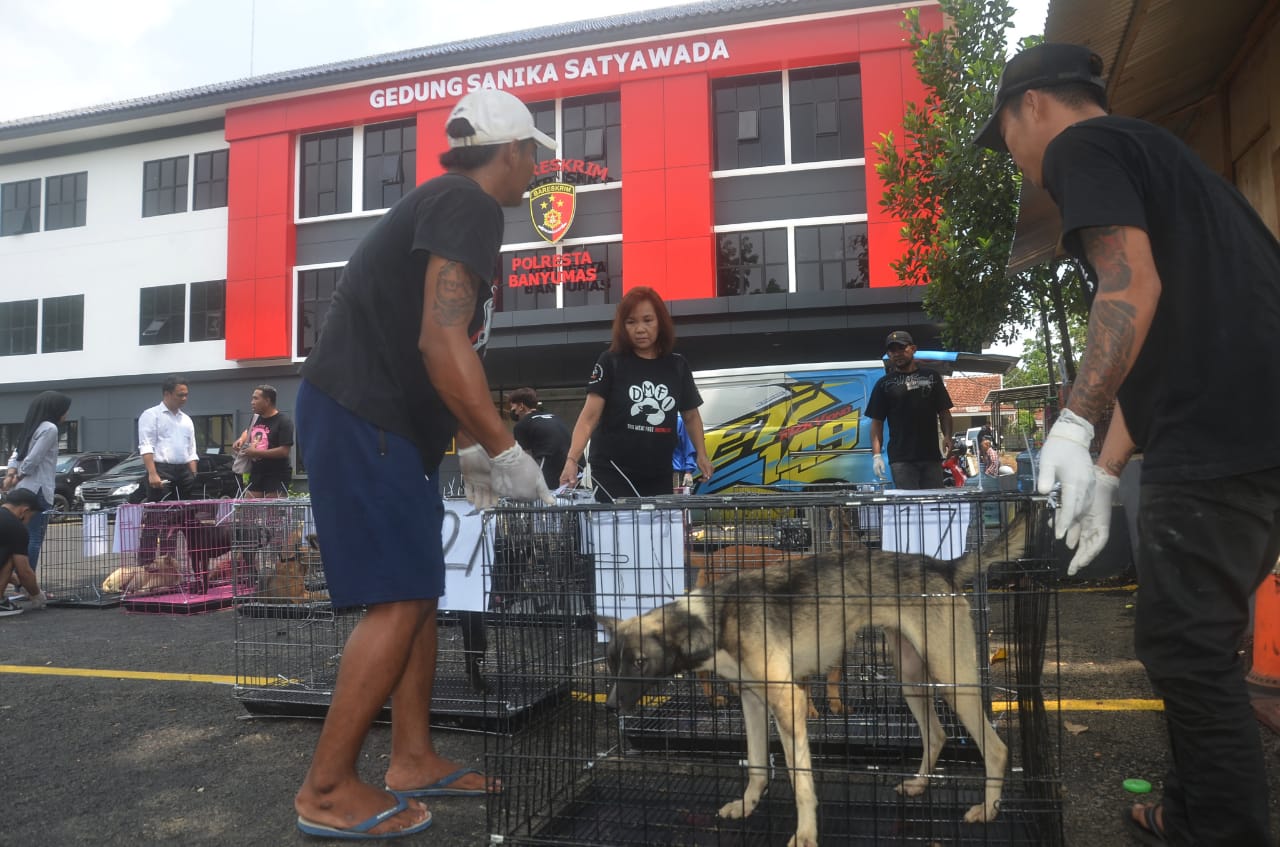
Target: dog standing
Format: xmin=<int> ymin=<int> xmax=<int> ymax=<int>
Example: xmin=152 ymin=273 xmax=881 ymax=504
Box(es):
xmin=600 ymin=507 xmax=1029 ymax=847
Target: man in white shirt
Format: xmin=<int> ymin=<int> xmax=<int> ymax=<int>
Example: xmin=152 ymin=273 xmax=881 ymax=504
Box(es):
xmin=136 ymin=375 xmax=199 ymax=566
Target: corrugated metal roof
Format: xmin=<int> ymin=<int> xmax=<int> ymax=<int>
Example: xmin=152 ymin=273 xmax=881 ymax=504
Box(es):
xmin=1009 ymin=0 xmax=1276 ymax=272
xmin=0 ymin=0 xmax=900 ymax=140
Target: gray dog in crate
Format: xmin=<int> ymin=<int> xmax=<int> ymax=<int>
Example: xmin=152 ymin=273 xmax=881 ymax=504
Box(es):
xmin=596 ymin=504 xmax=1032 ymax=847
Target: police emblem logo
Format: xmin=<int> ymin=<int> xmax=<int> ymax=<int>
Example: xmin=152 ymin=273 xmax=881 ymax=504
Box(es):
xmin=530 ymin=182 xmax=576 ymax=243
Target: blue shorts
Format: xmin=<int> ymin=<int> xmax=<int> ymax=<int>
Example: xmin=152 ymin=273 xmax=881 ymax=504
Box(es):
xmin=296 ymin=379 xmax=444 ymax=609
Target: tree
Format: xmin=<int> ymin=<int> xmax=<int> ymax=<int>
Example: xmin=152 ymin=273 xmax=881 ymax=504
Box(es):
xmin=873 ymin=0 xmax=1088 ymax=354
xmin=1004 ymin=311 xmax=1088 ymax=387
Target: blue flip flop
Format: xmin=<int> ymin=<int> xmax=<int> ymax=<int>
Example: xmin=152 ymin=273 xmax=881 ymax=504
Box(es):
xmin=387 ymin=767 xmax=490 ymax=798
xmin=297 ymin=794 xmax=433 ymax=840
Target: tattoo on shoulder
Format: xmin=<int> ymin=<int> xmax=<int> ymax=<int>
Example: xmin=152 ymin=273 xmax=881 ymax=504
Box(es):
xmin=433 ymin=261 xmax=478 ymax=327
xmin=1079 ymin=226 xmax=1131 ymax=294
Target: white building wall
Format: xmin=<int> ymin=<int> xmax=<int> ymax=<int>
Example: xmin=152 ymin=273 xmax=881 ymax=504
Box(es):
xmin=0 ymin=128 xmax=246 ymax=387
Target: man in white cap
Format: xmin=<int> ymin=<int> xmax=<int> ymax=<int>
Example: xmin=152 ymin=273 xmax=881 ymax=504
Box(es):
xmin=977 ymin=42 xmax=1280 ymax=846
xmin=294 ymin=88 xmax=555 ymax=840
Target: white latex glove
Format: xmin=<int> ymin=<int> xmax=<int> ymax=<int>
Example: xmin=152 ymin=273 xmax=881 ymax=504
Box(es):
xmin=1064 ymin=467 xmax=1119 ymax=576
xmin=1037 ymin=409 xmax=1096 ymax=539
xmin=458 ymin=444 xmax=497 ymax=509
xmin=490 ymin=444 xmax=555 ymax=505
xmin=872 ymin=455 xmax=886 ymax=479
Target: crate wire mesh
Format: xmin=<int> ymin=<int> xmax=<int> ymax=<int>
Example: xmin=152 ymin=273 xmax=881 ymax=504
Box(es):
xmin=37 ymin=511 xmax=125 ymax=608
xmin=232 ymin=499 xmax=594 ymax=729
xmin=485 ymin=491 xmax=1062 ymax=846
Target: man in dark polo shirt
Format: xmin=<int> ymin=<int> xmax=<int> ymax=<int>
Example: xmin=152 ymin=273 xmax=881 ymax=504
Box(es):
xmin=509 ymin=387 xmax=570 ymax=489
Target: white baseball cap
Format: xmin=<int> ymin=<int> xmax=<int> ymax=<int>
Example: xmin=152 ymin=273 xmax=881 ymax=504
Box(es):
xmin=446 ymin=89 xmax=556 ymax=151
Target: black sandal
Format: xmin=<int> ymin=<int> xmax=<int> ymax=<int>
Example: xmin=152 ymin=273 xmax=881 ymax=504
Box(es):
xmin=1122 ymin=803 xmax=1169 ymax=845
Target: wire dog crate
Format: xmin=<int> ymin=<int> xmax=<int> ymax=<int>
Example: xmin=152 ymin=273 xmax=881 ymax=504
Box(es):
xmin=38 ymin=511 xmax=126 ymax=608
xmin=118 ymin=501 xmax=242 ymax=614
xmin=232 ymin=499 xmax=594 ymax=731
xmin=485 ymin=491 xmax=1062 ymax=846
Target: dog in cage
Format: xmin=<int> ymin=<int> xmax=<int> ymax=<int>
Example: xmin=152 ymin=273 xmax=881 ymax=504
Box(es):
xmin=599 ymin=504 xmax=1030 ymax=847
xmin=256 ymin=526 xmax=329 ymax=603
xmin=102 ymin=555 xmax=182 ymax=594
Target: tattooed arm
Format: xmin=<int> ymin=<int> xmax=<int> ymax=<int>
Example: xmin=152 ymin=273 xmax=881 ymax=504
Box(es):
xmin=419 ymin=255 xmax=515 ymax=457
xmin=1097 ymin=402 xmax=1135 ymax=479
xmin=1067 ymin=225 xmax=1163 ymax=423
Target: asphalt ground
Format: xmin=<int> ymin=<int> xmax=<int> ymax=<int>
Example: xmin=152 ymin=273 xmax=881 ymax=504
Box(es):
xmin=2 ymin=585 xmax=1278 ymax=847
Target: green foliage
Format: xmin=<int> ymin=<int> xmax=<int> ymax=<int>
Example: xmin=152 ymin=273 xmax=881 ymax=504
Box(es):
xmin=874 ymin=0 xmax=1087 ymax=352
xmin=1004 ymin=309 xmax=1089 ymax=387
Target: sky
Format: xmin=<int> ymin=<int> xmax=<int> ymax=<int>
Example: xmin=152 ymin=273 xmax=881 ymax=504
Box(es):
xmin=0 ymin=0 xmax=1049 ymax=123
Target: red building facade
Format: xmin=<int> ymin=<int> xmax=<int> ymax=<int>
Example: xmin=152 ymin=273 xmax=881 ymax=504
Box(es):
xmin=222 ymin=1 xmax=943 ymax=385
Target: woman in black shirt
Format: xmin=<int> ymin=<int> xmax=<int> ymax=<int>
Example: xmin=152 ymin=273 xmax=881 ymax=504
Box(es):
xmin=560 ymin=287 xmax=712 ymax=501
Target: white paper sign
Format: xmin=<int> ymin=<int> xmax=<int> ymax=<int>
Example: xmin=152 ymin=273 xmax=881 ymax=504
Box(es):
xmin=112 ymin=503 xmax=144 ymax=553
xmin=588 ymin=509 xmax=685 ymax=622
xmin=880 ymin=492 xmax=971 ymax=559
xmin=438 ymin=499 xmax=491 ymax=612
xmin=82 ymin=511 xmax=110 ymax=557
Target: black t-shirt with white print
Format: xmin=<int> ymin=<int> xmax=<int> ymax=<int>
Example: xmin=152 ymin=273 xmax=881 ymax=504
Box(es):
xmin=865 ymin=367 xmax=952 ymax=463
xmin=301 ymin=173 xmax=502 ymax=472
xmin=584 ymin=351 xmax=702 ymax=476
xmin=1041 ymin=115 xmax=1280 ymax=483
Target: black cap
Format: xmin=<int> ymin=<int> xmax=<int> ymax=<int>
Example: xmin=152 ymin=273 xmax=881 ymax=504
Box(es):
xmin=974 ymin=43 xmax=1106 ymax=152
xmin=885 ymin=330 xmax=914 ymax=349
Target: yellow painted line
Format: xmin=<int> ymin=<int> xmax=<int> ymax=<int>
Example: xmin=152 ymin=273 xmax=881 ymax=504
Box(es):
xmin=572 ymin=691 xmax=1163 ymax=712
xmin=1057 ymin=584 xmax=1138 ymax=594
xmin=0 ymin=665 xmax=1163 ymax=712
xmin=0 ymin=664 xmax=283 ymax=687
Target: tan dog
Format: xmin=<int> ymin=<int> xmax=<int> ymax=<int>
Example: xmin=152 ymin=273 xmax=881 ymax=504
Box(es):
xmin=102 ymin=555 xmax=182 ymax=595
xmin=604 ymin=507 xmax=1031 ymax=847
xmin=687 ymin=544 xmax=846 ymax=717
xmin=256 ymin=528 xmax=328 ymax=603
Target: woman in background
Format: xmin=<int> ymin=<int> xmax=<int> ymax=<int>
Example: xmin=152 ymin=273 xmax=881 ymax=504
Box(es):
xmin=5 ymin=391 xmax=72 ymax=573
xmin=560 ymin=287 xmax=712 ymax=501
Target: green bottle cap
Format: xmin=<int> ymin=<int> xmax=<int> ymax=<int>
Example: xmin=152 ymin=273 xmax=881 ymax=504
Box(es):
xmin=1123 ymin=778 xmax=1152 ymax=794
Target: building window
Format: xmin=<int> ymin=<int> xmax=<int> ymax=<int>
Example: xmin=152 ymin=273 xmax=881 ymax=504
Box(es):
xmin=528 ymin=101 xmax=558 ymax=171
xmin=142 ymin=155 xmax=189 ymax=217
xmin=0 ymin=300 xmax=38 ymax=355
xmin=363 ymin=120 xmax=416 ymax=211
xmin=300 ymin=130 xmax=353 ymax=218
xmin=192 ymin=150 xmax=229 ymax=211
xmin=795 ymin=222 xmax=869 ymax=291
xmin=139 ymin=283 xmax=186 ymax=345
xmin=44 ymin=172 xmax=87 ymax=231
xmin=189 ymin=280 xmax=226 ymax=341
xmin=789 ymin=64 xmax=863 ymax=163
xmin=561 ymin=93 xmax=622 ymax=180
xmin=716 ymin=229 xmax=788 ymax=296
xmin=191 ymin=413 xmax=236 ymax=456
xmin=297 ymin=266 xmax=342 ymax=357
xmin=562 ymin=242 xmax=622 ymax=308
xmin=1 ymin=179 xmax=41 ymax=236
xmin=713 ymin=73 xmax=784 ymax=170
xmin=41 ymin=294 xmax=84 ymax=353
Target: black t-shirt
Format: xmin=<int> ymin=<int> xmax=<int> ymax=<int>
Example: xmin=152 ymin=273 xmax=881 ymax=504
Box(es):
xmin=513 ymin=411 xmax=571 ymax=488
xmin=301 ymin=173 xmax=502 ymax=472
xmin=0 ymin=508 xmax=29 ymax=563
xmin=585 ymin=351 xmax=702 ymax=475
xmin=247 ymin=412 xmax=295 ymax=481
xmin=1042 ymin=115 xmax=1280 ymax=482
xmin=865 ymin=367 xmax=952 ymax=463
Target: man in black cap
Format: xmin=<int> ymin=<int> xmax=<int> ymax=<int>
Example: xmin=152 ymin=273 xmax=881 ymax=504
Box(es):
xmin=977 ymin=42 xmax=1280 ymax=846
xmin=865 ymin=330 xmax=953 ymax=489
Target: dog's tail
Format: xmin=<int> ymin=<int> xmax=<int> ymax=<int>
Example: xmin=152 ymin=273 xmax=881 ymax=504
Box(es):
xmin=948 ymin=500 xmax=1035 ymax=586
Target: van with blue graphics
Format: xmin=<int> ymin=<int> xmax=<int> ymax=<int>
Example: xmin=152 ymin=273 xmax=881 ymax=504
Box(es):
xmin=692 ymin=352 xmax=1017 ymax=494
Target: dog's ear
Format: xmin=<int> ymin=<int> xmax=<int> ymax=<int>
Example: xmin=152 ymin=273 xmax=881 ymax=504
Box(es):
xmin=594 ymin=615 xmax=620 ymax=636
